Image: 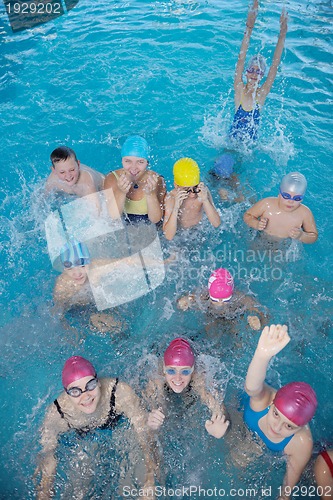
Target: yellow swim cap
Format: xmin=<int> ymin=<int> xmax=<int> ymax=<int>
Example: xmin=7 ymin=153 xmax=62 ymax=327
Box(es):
xmin=173 ymin=158 xmax=200 ymax=187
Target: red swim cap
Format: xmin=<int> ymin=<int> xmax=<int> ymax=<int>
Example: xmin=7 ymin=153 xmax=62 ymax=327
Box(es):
xmin=274 ymin=382 xmax=317 ymax=426
xmin=62 ymin=356 xmax=96 ymax=389
xmin=208 ymin=268 xmax=234 ymax=301
xmin=164 ymin=338 xmax=195 ymax=367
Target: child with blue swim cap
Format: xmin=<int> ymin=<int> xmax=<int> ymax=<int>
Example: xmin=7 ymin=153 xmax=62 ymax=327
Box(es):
xmin=243 ymin=172 xmax=318 ymax=244
xmin=104 ymin=135 xmax=166 ymax=224
xmin=230 ymin=0 xmax=288 ymax=144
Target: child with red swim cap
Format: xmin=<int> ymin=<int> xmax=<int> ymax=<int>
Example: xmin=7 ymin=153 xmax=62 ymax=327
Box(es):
xmin=146 ymin=338 xmax=229 ymax=439
xmin=177 ymin=268 xmax=267 ymax=333
xmin=245 ymin=325 xmax=317 ymax=500
xmin=35 ymin=356 xmax=156 ymax=498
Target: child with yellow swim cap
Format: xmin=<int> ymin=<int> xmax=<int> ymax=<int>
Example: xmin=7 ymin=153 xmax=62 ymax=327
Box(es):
xmin=163 ymin=158 xmax=220 ymax=240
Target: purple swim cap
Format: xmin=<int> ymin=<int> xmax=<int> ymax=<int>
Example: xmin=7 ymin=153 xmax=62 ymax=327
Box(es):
xmin=62 ymin=356 xmax=96 ymax=388
xmin=164 ymin=338 xmax=195 ymax=367
xmin=274 ymin=382 xmax=317 ymax=426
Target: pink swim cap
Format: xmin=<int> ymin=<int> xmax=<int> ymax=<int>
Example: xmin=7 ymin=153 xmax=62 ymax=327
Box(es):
xmin=274 ymin=382 xmax=317 ymax=426
xmin=164 ymin=338 xmax=195 ymax=367
xmin=208 ymin=268 xmax=234 ymax=301
xmin=62 ymin=356 xmax=96 ymax=388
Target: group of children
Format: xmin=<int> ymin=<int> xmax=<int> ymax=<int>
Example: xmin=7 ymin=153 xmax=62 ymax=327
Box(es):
xmin=35 ymin=1 xmax=330 ymax=499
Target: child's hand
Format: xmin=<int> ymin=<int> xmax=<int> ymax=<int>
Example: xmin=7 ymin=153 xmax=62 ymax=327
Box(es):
xmin=256 ymin=324 xmax=290 ymax=359
xmin=118 ymin=172 xmax=132 ymax=194
xmin=205 ymin=413 xmax=230 ymax=439
xmin=147 ymin=409 xmax=165 ymax=430
xmin=174 ymin=189 xmax=188 ymax=210
xmin=197 ymin=182 xmax=209 ymax=203
xmin=257 ymin=217 xmax=268 ymax=230
xmin=177 ymin=296 xmax=192 ymax=311
xmin=247 ymin=315 xmax=261 ymax=330
xmin=289 ymin=227 xmax=302 ymax=240
xmin=143 ymin=174 xmax=158 ymax=195
xmin=280 ymin=10 xmax=288 ymax=35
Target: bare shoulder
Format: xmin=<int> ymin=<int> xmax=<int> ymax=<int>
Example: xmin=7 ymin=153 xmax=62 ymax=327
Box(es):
xmin=285 ymin=426 xmax=313 ymax=456
xmin=300 ymin=204 xmax=315 ymax=218
xmin=104 ymin=169 xmax=122 ymax=189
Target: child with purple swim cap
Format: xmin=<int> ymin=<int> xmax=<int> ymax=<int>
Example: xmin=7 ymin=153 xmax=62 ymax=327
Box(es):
xmin=146 ymin=338 xmax=230 ymax=439
xmin=177 ymin=268 xmax=267 ymax=333
xmin=244 ymin=324 xmax=317 ymax=500
xmin=35 ymin=356 xmax=157 ymax=498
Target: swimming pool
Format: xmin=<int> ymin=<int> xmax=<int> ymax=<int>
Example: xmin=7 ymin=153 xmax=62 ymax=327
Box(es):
xmin=0 ymin=0 xmax=332 ymax=498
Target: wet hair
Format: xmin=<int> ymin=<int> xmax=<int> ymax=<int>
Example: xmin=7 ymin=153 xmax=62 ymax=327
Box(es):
xmin=50 ymin=146 xmax=78 ymax=167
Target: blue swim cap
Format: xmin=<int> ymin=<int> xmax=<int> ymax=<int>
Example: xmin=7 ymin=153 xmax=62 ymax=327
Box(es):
xmin=214 ymin=154 xmax=235 ymax=178
xmin=60 ymin=238 xmax=91 ymax=268
xmin=121 ymin=135 xmax=149 ymax=160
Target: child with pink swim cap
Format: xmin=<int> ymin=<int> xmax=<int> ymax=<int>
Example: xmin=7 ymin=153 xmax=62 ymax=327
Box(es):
xmin=177 ymin=268 xmax=267 ymax=333
xmin=36 ymin=356 xmax=156 ymax=498
xmin=146 ymin=338 xmax=229 ymax=439
xmin=244 ymin=324 xmax=317 ymax=500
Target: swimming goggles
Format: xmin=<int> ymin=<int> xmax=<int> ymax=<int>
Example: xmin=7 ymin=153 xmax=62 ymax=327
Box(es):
xmin=65 ymin=377 xmax=98 ymax=397
xmin=279 ymin=190 xmax=304 ymax=202
xmin=63 ymin=258 xmax=88 ymax=269
xmin=164 ymin=367 xmax=194 ymax=376
xmin=246 ymin=67 xmax=264 ymax=76
xmin=209 ymin=296 xmax=232 ymax=303
xmin=185 ymin=185 xmax=201 ymax=194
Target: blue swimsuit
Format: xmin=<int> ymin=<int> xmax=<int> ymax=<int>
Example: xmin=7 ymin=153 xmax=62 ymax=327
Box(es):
xmin=230 ymin=102 xmax=260 ymax=142
xmin=244 ymin=395 xmax=294 ymax=452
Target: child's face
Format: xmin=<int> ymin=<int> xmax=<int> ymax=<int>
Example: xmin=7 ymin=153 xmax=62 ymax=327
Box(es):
xmin=65 ymin=265 xmax=89 ymax=285
xmin=278 ymin=192 xmax=302 ymax=212
xmin=164 ymin=365 xmax=193 ymax=393
xmin=246 ymin=65 xmax=264 ymax=84
xmin=266 ymin=405 xmax=301 ymax=439
xmin=52 ymin=157 xmax=80 ymax=186
xmin=66 ymin=375 xmax=101 ymax=415
xmin=122 ymin=156 xmax=148 ymax=179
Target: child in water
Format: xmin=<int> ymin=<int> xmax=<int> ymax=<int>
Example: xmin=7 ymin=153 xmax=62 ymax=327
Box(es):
xmin=244 ymin=324 xmax=317 ymax=500
xmin=230 ymin=0 xmax=288 ymax=143
xmin=146 ymin=338 xmax=229 ymax=439
xmin=177 ymin=268 xmax=266 ymax=332
xmin=104 ymin=135 xmax=166 ymax=224
xmin=163 ymin=158 xmax=220 ymax=240
xmin=45 ymin=146 xmax=104 ymax=198
xmin=243 ymin=172 xmax=318 ymax=244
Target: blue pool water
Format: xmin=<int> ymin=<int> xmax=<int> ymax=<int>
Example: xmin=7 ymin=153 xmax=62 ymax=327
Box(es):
xmin=0 ymin=0 xmax=332 ymax=498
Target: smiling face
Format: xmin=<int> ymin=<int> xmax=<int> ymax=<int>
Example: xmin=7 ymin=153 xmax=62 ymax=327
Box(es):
xmin=164 ymin=365 xmax=193 ymax=393
xmin=66 ymin=375 xmax=101 ymax=414
xmin=52 ymin=157 xmax=80 ymax=186
xmin=246 ymin=65 xmax=264 ymax=85
xmin=266 ymin=404 xmax=301 ymax=440
xmin=278 ymin=192 xmax=303 ymax=212
xmin=65 ymin=265 xmax=89 ymax=285
xmin=122 ymin=156 xmax=148 ymax=180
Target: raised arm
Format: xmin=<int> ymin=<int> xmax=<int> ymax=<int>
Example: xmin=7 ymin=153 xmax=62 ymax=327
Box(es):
xmin=245 ymin=324 xmax=290 ymax=404
xmin=259 ymin=10 xmax=288 ymax=104
xmin=163 ymin=190 xmax=188 ymax=241
xmin=234 ymin=0 xmax=259 ymax=101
